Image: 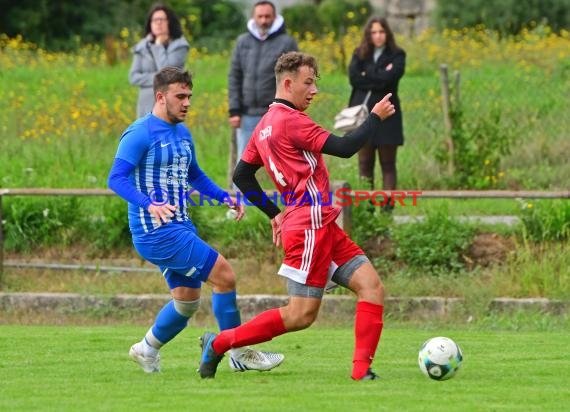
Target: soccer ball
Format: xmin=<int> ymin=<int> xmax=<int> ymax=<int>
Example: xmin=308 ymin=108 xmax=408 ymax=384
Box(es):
xmin=418 ymin=336 xmax=463 ymax=381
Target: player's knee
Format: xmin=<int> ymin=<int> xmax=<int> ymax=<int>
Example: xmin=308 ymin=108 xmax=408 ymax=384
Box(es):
xmin=210 ymin=255 xmax=236 ymax=290
xmin=360 ymin=277 xmax=384 ymax=304
xmin=373 ymin=280 xmax=385 ymax=300
xmin=173 ymin=298 xmax=200 ymax=318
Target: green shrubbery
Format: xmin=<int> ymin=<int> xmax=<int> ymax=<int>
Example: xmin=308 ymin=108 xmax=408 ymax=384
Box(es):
xmin=519 ymin=200 xmax=570 ymax=242
xmin=436 ymin=105 xmax=518 ymax=189
xmin=392 ymin=208 xmax=475 ymax=273
xmin=2 ymin=196 xmax=568 ymax=278
xmin=0 ymin=0 xmax=245 ymax=51
xmin=434 ymin=0 xmax=570 ymax=35
xmin=2 ymin=197 xmax=82 ymax=252
xmin=2 ymin=197 xmax=131 ymax=254
xmin=283 ymin=0 xmax=372 ymax=37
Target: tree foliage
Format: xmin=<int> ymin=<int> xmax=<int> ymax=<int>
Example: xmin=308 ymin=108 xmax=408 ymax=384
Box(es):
xmin=434 ymin=0 xmax=570 ymax=35
xmin=283 ymin=0 xmax=372 ymax=37
xmin=0 ymin=0 xmax=244 ymax=51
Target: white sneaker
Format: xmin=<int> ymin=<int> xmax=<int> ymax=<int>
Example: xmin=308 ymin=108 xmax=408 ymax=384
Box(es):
xmin=129 ymin=342 xmax=160 ymax=373
xmin=229 ymin=347 xmax=284 ymax=372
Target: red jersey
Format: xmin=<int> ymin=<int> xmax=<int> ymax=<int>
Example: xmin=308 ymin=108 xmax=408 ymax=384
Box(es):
xmin=242 ymin=101 xmax=341 ymax=231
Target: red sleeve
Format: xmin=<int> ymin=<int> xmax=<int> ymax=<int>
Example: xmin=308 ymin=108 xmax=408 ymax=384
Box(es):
xmin=241 ymin=135 xmax=263 ymax=165
xmin=287 ymin=112 xmax=330 ymax=153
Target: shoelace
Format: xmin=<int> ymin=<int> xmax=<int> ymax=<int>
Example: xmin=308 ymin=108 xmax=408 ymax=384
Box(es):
xmin=238 ymin=348 xmax=266 ymax=363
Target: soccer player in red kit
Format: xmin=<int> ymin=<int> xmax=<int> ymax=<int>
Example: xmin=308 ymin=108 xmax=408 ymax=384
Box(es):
xmin=199 ymin=51 xmax=396 ymax=380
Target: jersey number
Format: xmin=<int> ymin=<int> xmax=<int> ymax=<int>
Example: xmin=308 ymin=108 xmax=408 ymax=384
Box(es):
xmin=269 ymin=156 xmax=286 ymax=187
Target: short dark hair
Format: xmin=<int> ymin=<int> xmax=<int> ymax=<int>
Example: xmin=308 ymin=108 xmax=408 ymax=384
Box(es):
xmin=275 ymin=52 xmax=319 ymax=81
xmin=153 ymin=67 xmax=193 ymax=94
xmin=253 ymin=1 xmax=276 ymax=14
xmin=144 ymin=3 xmax=183 ymax=39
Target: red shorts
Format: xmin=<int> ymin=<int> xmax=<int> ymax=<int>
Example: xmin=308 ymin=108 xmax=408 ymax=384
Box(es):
xmin=277 ymin=223 xmax=364 ymax=287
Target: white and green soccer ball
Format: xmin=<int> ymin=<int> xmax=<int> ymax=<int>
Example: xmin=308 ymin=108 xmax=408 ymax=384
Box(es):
xmin=418 ymin=336 xmax=463 ymax=381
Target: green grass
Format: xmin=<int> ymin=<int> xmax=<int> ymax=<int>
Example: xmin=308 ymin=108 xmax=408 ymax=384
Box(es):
xmin=1 ymin=55 xmax=569 ymax=191
xmin=0 ymin=325 xmax=568 ymax=411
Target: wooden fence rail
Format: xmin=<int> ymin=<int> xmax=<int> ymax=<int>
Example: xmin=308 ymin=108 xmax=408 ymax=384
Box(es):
xmin=1 ymin=186 xmax=568 ymax=282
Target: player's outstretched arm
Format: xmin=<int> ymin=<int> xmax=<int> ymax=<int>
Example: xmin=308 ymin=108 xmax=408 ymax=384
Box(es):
xmin=321 ymin=93 xmax=395 ymax=159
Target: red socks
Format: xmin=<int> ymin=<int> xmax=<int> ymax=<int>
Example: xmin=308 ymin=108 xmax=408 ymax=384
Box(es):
xmin=210 ymin=301 xmax=383 ymax=381
xmin=213 ymin=308 xmax=287 ymax=354
xmin=351 ymin=301 xmax=384 ymax=380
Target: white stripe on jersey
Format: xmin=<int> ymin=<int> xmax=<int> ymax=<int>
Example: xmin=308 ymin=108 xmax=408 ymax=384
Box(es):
xmin=302 ymin=150 xmax=322 ymax=229
xmin=135 ymin=171 xmax=151 ymax=233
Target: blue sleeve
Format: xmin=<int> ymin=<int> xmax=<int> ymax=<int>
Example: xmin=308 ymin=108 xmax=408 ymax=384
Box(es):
xmin=108 ymin=126 xmax=152 ymax=209
xmin=115 ymin=126 xmax=150 ymax=165
xmin=108 ymin=158 xmax=152 ymax=210
xmin=187 ymin=145 xmax=227 ymax=202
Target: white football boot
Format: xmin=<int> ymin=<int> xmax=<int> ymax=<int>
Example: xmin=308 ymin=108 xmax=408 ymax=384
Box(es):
xmin=129 ymin=342 xmax=160 ymax=373
xmin=229 ymin=347 xmax=284 ymax=372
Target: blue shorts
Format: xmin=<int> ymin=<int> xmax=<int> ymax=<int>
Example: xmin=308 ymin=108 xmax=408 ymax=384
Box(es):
xmin=133 ymin=221 xmax=218 ymax=289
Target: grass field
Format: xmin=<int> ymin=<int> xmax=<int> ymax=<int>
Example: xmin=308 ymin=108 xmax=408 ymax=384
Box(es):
xmin=1 ymin=324 xmax=568 ymax=411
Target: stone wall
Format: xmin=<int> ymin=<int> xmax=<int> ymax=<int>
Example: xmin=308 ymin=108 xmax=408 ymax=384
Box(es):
xmin=370 ymin=0 xmax=436 ymax=36
xmin=1 ymin=293 xmax=567 ymax=325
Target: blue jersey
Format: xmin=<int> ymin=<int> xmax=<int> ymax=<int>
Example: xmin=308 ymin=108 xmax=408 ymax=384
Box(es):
xmin=111 ymin=113 xmax=225 ymax=236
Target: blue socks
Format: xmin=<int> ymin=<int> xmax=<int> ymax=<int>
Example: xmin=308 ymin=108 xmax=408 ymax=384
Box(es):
xmin=150 ymin=300 xmax=190 ymax=345
xmin=144 ymin=291 xmax=240 ymax=350
xmin=212 ymin=290 xmax=241 ymax=330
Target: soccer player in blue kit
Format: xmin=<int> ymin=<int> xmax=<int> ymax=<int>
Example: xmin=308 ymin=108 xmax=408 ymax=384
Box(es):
xmin=108 ymin=66 xmax=284 ymax=374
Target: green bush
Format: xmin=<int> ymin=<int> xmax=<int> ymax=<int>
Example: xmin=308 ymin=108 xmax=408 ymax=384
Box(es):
xmin=434 ymin=0 xmax=570 ymax=35
xmin=2 ymin=197 xmax=82 ymax=252
xmin=0 ymin=0 xmax=149 ymax=51
xmin=393 ymin=208 xmax=475 ymax=273
xmin=436 ymin=105 xmax=518 ymax=189
xmin=81 ymin=199 xmax=132 ymax=254
xmin=283 ymin=0 xmax=372 ymax=37
xmin=282 ymin=3 xmax=321 ymax=36
xmin=351 ymin=204 xmax=393 ymax=248
xmin=318 ymin=0 xmax=372 ymax=36
xmin=0 ymin=0 xmax=245 ymax=52
xmin=175 ymin=0 xmax=245 ymax=51
xmin=518 ymin=199 xmax=570 ymax=242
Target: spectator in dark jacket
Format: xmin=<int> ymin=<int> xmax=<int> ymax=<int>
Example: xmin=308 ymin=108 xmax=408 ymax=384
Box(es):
xmin=348 ymin=17 xmax=405 ymax=212
xmin=228 ymin=1 xmax=298 ymax=166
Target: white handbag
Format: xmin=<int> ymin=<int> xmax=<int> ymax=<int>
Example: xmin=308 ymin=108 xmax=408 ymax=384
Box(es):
xmin=333 ymin=91 xmax=372 ymax=133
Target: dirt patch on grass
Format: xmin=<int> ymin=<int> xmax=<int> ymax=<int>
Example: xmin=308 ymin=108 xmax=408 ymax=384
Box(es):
xmin=359 ymin=232 xmax=516 ymax=270
xmin=465 ymin=233 xmax=516 ymax=268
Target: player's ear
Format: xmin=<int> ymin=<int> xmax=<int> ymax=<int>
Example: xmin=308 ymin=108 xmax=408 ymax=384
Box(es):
xmin=283 ymin=77 xmax=293 ymax=93
xmin=155 ymin=90 xmax=165 ymax=105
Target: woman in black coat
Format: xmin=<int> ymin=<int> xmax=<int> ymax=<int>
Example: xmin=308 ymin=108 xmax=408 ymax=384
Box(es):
xmin=348 ymin=17 xmax=406 ymax=211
